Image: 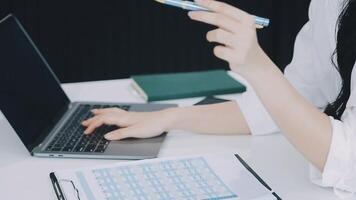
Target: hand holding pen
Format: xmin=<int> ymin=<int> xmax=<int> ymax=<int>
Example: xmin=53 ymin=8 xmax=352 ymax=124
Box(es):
xmin=155 ymin=0 xmax=275 ymax=78
xmin=154 ymin=0 xmax=270 ymax=28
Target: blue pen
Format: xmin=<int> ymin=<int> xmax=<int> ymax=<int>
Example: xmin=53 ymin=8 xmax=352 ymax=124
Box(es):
xmin=154 ymin=0 xmax=270 ymax=28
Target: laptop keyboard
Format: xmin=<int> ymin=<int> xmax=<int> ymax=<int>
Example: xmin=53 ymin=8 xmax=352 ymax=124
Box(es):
xmin=45 ymin=104 xmax=130 ymax=153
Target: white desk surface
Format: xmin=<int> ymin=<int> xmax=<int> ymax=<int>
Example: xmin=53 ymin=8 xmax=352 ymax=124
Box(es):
xmin=0 ymin=79 xmax=338 ymax=200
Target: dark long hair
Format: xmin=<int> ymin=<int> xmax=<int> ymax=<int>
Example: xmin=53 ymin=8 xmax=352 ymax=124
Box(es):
xmin=324 ymin=0 xmax=356 ymax=119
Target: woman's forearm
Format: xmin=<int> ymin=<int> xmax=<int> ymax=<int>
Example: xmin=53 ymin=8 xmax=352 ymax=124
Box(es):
xmin=240 ymin=53 xmax=332 ymax=171
xmin=186 ymin=0 xmax=332 ymax=170
xmin=167 ymin=101 xmax=251 ymax=135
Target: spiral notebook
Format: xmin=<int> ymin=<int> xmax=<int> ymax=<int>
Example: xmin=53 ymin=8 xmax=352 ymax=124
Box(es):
xmin=50 ymin=154 xmax=281 ymax=200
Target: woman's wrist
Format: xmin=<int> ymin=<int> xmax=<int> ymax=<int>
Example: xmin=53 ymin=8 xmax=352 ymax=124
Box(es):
xmin=239 ymin=46 xmax=277 ymax=76
xmin=160 ymin=107 xmax=187 ymax=132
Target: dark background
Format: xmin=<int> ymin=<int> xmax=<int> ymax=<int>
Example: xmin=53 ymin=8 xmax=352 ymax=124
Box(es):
xmin=0 ymin=0 xmax=311 ymax=83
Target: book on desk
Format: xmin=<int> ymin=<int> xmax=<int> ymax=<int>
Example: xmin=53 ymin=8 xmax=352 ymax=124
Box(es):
xmin=131 ymin=70 xmax=246 ymax=102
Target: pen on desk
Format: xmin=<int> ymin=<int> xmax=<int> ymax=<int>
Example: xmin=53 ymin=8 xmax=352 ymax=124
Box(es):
xmin=154 ymin=0 xmax=270 ymax=28
xmin=50 ymin=173 xmax=65 ymax=200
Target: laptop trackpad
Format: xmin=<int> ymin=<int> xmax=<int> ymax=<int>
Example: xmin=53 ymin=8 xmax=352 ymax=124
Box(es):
xmin=104 ymin=135 xmax=166 ymax=158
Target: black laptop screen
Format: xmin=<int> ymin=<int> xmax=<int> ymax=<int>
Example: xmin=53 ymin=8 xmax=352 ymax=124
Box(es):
xmin=0 ymin=15 xmax=70 ymax=151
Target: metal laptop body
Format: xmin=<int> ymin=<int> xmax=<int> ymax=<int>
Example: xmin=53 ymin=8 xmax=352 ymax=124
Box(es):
xmin=0 ymin=14 xmax=177 ymax=160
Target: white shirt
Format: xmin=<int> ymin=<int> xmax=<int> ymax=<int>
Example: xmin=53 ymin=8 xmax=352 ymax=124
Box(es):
xmin=230 ymin=0 xmax=356 ymax=198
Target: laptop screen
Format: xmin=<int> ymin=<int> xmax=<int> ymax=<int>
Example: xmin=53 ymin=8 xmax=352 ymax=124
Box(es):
xmin=0 ymin=15 xmax=70 ymax=151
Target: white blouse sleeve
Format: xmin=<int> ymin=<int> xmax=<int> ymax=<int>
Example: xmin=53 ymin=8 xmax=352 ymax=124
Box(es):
xmin=284 ymin=0 xmax=332 ymax=109
xmin=284 ymin=20 xmax=330 ymax=109
xmin=310 ymin=65 xmax=356 ymax=198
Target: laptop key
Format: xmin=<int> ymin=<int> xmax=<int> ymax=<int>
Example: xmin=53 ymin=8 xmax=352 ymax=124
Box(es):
xmin=62 ymin=146 xmax=73 ymax=152
xmin=62 ymin=148 xmax=72 ymax=152
xmin=95 ymin=145 xmax=105 ymax=153
xmin=50 ymin=147 xmax=62 ymax=152
xmin=84 ymin=144 xmax=96 ymax=152
xmin=74 ymin=145 xmax=85 ymax=152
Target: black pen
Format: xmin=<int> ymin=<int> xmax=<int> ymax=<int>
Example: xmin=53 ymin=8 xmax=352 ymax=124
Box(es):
xmin=234 ymin=154 xmax=282 ymax=200
xmin=50 ymin=172 xmax=66 ymax=200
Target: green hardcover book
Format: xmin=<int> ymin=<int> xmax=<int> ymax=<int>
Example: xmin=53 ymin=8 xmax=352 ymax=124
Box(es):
xmin=131 ymin=70 xmax=246 ymax=102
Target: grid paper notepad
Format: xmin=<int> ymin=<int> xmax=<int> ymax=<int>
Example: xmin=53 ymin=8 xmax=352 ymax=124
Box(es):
xmin=75 ymin=157 xmax=237 ymax=200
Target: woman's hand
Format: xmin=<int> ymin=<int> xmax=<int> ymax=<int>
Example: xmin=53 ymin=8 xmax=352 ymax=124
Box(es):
xmin=188 ymin=0 xmax=273 ymax=75
xmin=82 ymin=108 xmax=176 ymax=140
xmin=189 ymin=1 xmax=333 ymax=171
xmin=81 ymin=101 xmax=251 ymax=141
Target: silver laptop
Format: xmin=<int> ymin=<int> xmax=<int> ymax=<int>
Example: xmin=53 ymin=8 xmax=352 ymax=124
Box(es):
xmin=0 ymin=14 xmax=177 ymax=160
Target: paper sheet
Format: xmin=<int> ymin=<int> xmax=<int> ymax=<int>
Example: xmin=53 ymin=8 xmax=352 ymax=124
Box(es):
xmin=54 ymin=155 xmax=274 ymax=200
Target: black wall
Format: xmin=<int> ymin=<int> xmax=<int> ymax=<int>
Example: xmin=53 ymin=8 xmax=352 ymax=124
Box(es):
xmin=0 ymin=0 xmax=311 ymax=83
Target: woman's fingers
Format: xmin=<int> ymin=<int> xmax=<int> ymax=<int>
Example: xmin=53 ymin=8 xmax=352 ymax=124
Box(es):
xmin=104 ymin=123 xmax=164 ymax=141
xmin=103 ymin=114 xmax=168 ymax=140
xmin=187 ymin=0 xmax=259 ymax=68
xmin=83 ymin=115 xmax=119 ymax=134
xmin=206 ymin=28 xmax=236 ymax=47
xmin=104 ymin=127 xmax=135 ymax=140
xmin=92 ymin=107 xmax=126 ymax=115
xmin=188 ymin=1 xmax=262 ymax=76
xmin=188 ymin=11 xmax=239 ymax=33
xmin=83 ymin=116 xmax=105 ymax=134
xmin=82 ymin=108 xmax=128 ymax=132
xmin=213 ymin=45 xmax=239 ymax=64
xmin=194 ymin=0 xmax=253 ymax=25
